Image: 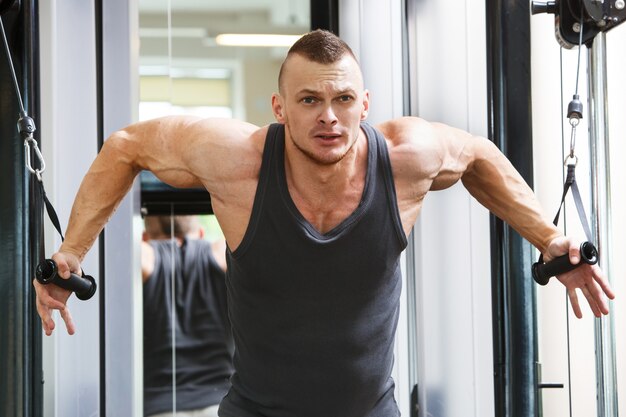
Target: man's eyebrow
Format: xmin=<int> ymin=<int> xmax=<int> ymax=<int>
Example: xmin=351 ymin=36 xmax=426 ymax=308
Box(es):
xmin=295 ymin=88 xmax=321 ymax=96
xmin=295 ymin=88 xmax=356 ymax=96
xmin=336 ymin=89 xmax=357 ymax=95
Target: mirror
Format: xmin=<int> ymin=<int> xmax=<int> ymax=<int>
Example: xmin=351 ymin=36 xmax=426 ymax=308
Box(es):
xmin=141 ymin=214 xmax=230 ymax=417
xmin=137 ymin=1 xmax=310 ymax=415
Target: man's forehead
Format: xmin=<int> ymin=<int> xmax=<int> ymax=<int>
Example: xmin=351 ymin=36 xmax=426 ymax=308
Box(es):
xmin=281 ymin=54 xmax=363 ymax=90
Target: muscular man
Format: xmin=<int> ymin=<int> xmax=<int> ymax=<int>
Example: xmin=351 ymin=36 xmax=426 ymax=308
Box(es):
xmin=34 ymin=30 xmax=614 ymax=417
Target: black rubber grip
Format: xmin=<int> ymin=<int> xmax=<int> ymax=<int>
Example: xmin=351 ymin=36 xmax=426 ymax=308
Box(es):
xmin=35 ymin=259 xmax=97 ymax=300
xmin=532 ymin=241 xmax=598 ymax=286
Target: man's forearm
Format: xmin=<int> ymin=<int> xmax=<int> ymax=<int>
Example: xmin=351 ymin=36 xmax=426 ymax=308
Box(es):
xmin=59 ymin=134 xmax=140 ymax=261
xmin=461 ymin=138 xmax=561 ymax=253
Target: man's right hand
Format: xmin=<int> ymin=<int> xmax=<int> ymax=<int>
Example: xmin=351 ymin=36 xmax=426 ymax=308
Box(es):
xmin=33 ymin=251 xmax=80 ymax=336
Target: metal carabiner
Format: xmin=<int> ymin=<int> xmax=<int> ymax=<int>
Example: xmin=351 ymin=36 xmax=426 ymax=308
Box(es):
xmin=24 ymin=134 xmax=45 ymax=181
xmin=568 ymin=117 xmax=579 ymax=159
xmin=563 ymin=153 xmax=578 ymax=167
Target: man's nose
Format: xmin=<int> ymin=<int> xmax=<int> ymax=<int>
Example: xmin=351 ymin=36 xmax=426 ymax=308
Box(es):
xmin=318 ymin=105 xmax=338 ymax=125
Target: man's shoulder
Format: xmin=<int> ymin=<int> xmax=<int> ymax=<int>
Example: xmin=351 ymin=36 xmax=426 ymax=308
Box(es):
xmin=186 ymin=121 xmax=268 ymax=185
xmin=373 ymin=117 xmax=445 ymax=181
xmin=191 ymin=118 xmax=268 ymax=149
xmin=374 ymin=117 xmax=436 ymax=147
xmin=373 ymin=117 xmax=441 ymax=157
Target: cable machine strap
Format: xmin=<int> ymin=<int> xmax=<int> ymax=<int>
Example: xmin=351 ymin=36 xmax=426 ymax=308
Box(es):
xmin=568 ymin=167 xmax=593 ymax=241
xmin=537 ymin=162 xmax=593 ymax=264
xmin=37 ymin=180 xmax=65 ymax=242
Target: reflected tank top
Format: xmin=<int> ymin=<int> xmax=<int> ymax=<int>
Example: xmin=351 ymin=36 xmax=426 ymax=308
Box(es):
xmin=143 ymin=239 xmax=234 ymax=416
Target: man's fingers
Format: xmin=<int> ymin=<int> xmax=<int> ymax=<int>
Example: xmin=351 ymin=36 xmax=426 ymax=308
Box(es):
xmin=43 ymin=318 xmax=54 ymax=336
xmin=55 ymin=259 xmax=71 ymax=279
xmin=585 ymin=278 xmax=610 ymax=315
xmin=546 ymin=236 xmax=569 ymax=261
xmin=41 ymin=294 xmax=65 ymax=310
xmin=59 ymin=307 xmax=76 ymax=335
xmin=33 ymin=280 xmax=62 ymax=307
xmin=37 ymin=292 xmax=74 ymax=335
xmin=51 ymin=252 xmax=82 ymax=279
xmin=580 ymin=286 xmax=601 ymax=317
xmin=33 ymin=279 xmax=69 ymax=336
xmin=35 ymin=300 xmax=55 ymax=336
xmin=592 ymin=266 xmax=616 ymax=300
xmin=37 ymin=287 xmax=66 ymax=310
xmin=568 ymin=288 xmax=583 ymax=319
xmin=568 ymin=240 xmax=580 ymax=264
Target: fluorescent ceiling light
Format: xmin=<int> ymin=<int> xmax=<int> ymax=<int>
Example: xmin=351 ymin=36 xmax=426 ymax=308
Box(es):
xmin=215 ymin=33 xmax=302 ymax=47
xmin=139 ymin=66 xmax=230 ymax=79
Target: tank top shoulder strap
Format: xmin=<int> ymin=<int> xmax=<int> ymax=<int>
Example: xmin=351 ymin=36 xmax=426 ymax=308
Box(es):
xmin=360 ymin=122 xmax=407 ymax=248
xmin=230 ymin=123 xmax=283 ymax=258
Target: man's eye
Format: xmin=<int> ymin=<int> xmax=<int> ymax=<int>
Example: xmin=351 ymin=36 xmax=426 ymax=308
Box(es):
xmin=339 ymin=95 xmax=353 ymax=102
xmin=302 ymin=97 xmax=316 ymax=104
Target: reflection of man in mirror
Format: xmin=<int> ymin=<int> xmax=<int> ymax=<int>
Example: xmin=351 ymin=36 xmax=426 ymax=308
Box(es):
xmin=35 ymin=30 xmax=615 ymax=417
xmin=142 ymin=215 xmax=232 ymax=417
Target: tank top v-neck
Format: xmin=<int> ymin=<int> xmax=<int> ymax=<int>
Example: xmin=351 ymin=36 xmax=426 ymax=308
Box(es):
xmin=220 ymin=122 xmax=407 ymax=417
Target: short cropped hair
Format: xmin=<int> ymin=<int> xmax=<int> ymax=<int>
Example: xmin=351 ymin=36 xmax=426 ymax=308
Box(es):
xmin=278 ymin=29 xmax=358 ymax=92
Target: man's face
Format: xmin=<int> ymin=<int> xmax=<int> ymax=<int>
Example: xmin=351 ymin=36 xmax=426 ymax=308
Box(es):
xmin=272 ymin=54 xmax=369 ymax=165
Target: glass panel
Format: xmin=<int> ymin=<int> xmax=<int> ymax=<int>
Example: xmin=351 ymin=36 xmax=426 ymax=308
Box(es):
xmin=138 ymin=1 xmax=310 ymax=415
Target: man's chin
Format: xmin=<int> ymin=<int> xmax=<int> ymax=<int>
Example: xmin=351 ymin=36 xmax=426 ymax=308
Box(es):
xmin=296 ymin=144 xmax=349 ymax=166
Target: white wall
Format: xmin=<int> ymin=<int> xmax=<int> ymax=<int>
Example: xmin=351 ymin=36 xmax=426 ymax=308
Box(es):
xmin=409 ymin=1 xmax=494 ymax=416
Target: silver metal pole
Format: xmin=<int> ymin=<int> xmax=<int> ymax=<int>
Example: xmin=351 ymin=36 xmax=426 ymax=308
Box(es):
xmin=587 ymin=32 xmax=619 ymax=417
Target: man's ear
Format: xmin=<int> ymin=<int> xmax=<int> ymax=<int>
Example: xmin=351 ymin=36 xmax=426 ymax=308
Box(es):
xmin=272 ymin=93 xmax=286 ymax=123
xmin=360 ymin=89 xmax=370 ymax=121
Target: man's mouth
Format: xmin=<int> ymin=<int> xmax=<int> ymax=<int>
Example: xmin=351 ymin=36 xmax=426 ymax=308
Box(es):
xmin=315 ymin=132 xmax=341 ymax=140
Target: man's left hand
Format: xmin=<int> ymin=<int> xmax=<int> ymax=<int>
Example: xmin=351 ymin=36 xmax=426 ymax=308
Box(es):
xmin=546 ymin=236 xmax=615 ymax=318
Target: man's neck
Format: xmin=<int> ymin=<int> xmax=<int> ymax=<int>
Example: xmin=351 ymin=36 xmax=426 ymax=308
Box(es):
xmin=286 ymin=132 xmax=366 ymax=198
xmin=282 ymin=131 xmax=369 ymax=228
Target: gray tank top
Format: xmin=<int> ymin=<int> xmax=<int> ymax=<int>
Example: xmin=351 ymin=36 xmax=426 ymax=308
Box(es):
xmin=143 ymin=239 xmax=233 ymax=416
xmin=220 ymin=123 xmax=407 ymax=417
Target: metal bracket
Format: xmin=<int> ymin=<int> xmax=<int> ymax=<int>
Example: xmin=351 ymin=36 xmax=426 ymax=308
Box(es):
xmin=532 ymin=0 xmax=626 ymax=48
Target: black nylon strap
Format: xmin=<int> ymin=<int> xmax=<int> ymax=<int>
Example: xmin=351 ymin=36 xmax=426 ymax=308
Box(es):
xmin=537 ymin=163 xmax=593 ymax=263
xmin=570 ymin=173 xmax=593 ymax=241
xmin=549 ymin=164 xmax=575 ymax=228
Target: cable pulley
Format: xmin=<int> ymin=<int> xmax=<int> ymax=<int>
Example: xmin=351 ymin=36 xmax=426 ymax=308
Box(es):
xmin=531 ymin=0 xmax=626 ymax=48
